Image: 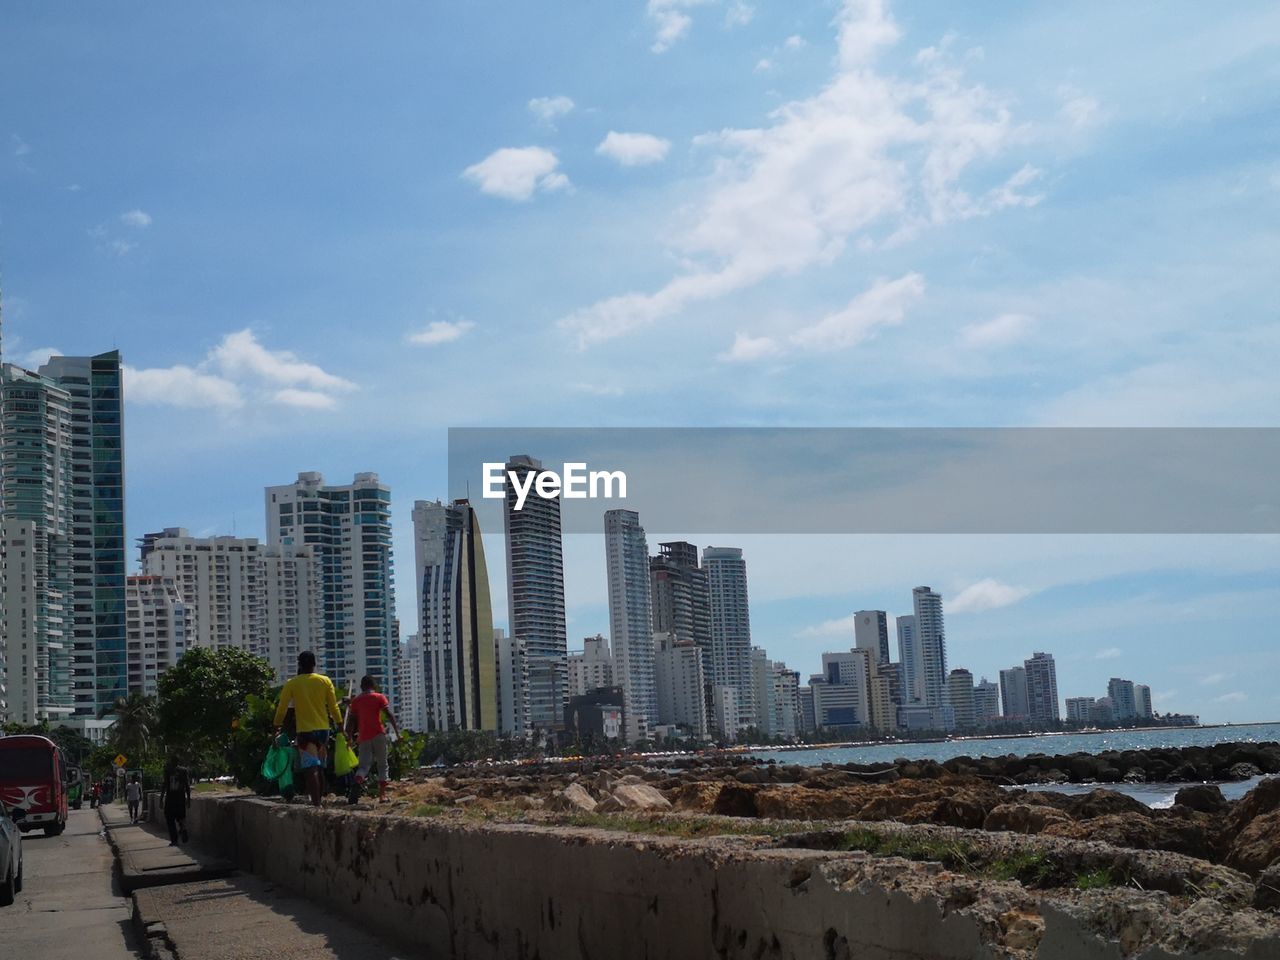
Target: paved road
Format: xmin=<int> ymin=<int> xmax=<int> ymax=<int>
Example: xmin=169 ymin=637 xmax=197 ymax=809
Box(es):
xmin=4 ymin=808 xmax=139 ymax=959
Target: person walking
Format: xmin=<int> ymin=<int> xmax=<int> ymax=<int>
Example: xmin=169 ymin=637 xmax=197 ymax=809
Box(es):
xmin=345 ymin=675 xmax=401 ymax=803
xmin=160 ymin=759 xmax=191 ymax=845
xmin=273 ymin=650 xmax=343 ymax=807
xmin=125 ymin=773 xmax=143 ymax=824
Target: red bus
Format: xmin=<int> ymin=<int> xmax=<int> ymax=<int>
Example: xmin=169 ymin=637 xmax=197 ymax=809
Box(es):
xmin=0 ymin=736 xmax=67 ymax=837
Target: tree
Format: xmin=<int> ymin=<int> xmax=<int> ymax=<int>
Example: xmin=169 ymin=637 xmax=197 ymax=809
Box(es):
xmin=109 ymin=693 xmax=159 ymax=758
xmin=157 ymin=647 xmax=275 ymax=768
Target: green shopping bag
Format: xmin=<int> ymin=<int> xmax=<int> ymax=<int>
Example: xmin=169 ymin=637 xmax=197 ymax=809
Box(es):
xmin=334 ymin=733 xmax=359 ymax=777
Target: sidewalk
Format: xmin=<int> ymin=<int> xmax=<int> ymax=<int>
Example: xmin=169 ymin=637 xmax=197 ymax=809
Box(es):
xmin=99 ymin=801 xmax=420 ymax=959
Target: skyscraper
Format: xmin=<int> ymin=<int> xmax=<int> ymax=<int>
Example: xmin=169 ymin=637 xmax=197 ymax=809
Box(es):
xmin=124 ymin=575 xmax=188 ymax=697
xmin=38 ymin=352 xmax=127 ymax=717
xmin=413 ymin=499 xmax=496 ymax=731
xmin=605 ymin=509 xmax=655 ymax=742
xmin=1024 ymin=652 xmax=1060 ymax=724
xmin=142 ymin=532 xmax=263 ymax=653
xmin=999 ymin=666 xmax=1029 ymax=719
xmin=649 ymin=541 xmax=712 ymax=679
xmin=1134 ymin=683 xmax=1153 ymax=719
xmin=973 ymin=677 xmax=1000 ymax=724
xmin=1107 ymin=677 xmax=1137 ymax=720
xmin=654 ymin=633 xmax=708 ymax=738
xmin=946 ymin=668 xmax=976 ymax=728
xmin=260 ymin=544 xmax=322 ymax=684
xmin=503 ymin=455 xmax=568 ymax=733
xmin=494 ymin=627 xmax=530 ymax=739
xmin=266 ymin=472 xmax=397 ymax=698
xmin=912 ymin=586 xmax=947 ymax=711
xmin=0 ymin=363 xmax=74 ymax=724
xmin=896 ymin=614 xmax=923 ymax=704
xmin=704 ymin=546 xmax=754 ymax=728
xmin=853 ymin=611 xmax=890 ymax=664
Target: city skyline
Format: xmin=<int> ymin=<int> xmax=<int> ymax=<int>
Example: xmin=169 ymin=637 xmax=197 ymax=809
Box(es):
xmin=2 ymin=1 xmax=1277 ymax=723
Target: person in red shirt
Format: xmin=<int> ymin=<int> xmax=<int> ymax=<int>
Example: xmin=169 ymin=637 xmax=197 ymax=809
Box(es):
xmin=345 ymin=675 xmax=400 ymax=802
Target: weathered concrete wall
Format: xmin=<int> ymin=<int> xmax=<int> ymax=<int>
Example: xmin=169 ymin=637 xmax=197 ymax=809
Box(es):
xmin=180 ymin=796 xmax=1280 ymax=960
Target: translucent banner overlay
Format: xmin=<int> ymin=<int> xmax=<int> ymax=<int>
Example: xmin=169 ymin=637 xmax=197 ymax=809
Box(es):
xmin=447 ymin=428 xmax=1280 ymax=535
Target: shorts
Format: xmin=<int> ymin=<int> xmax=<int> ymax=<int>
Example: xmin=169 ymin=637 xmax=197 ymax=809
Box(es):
xmin=297 ymin=730 xmax=330 ymax=748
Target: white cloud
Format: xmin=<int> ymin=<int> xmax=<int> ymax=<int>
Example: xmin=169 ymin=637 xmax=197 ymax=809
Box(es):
xmin=959 ymin=312 xmax=1033 ymax=349
xmin=789 ymin=273 xmax=924 ymax=350
xmin=798 ymin=614 xmax=856 ymax=639
xmin=1212 ymin=691 xmax=1248 ymax=704
xmin=1200 ymin=671 xmax=1232 ymax=686
xmin=15 ymin=346 xmax=62 ymax=369
xmin=528 ymin=96 xmax=575 ymax=125
xmin=273 ymin=388 xmax=337 ymax=410
xmin=561 ymin=0 xmax=1038 ymax=347
xmin=719 ymin=332 xmax=783 ymax=363
xmin=1094 ymin=647 xmax=1123 ymax=660
xmin=949 ymin=578 xmax=1033 ymax=613
xmin=725 ymin=1 xmax=754 ymax=27
xmin=212 ymin=329 xmax=355 ymax=392
xmin=125 ymin=329 xmax=355 ymax=413
xmin=754 ymin=58 xmax=774 ymax=73
xmin=408 ymin=320 xmax=475 ymax=346
xmin=463 ymin=147 xmax=569 ymax=201
xmin=571 ymin=382 xmax=625 ymax=397
xmin=784 ymin=35 xmax=806 ymax=50
xmin=648 ymin=0 xmax=713 ymax=53
xmin=120 ymin=209 xmax=152 ymax=228
xmin=596 ymin=131 xmax=672 ymax=167
xmin=1058 ymin=85 xmax=1103 ymax=129
xmin=109 ymin=239 xmax=136 ymax=256
xmin=124 ymin=365 xmax=244 ymax=410
xmin=11 ymin=134 xmax=30 ymax=157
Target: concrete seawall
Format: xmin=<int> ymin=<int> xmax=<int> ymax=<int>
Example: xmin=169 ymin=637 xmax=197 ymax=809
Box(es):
xmin=172 ymin=794 xmax=1280 ymax=959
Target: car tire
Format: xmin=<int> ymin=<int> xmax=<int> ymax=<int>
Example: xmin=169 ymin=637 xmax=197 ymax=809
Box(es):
xmin=0 ymin=866 xmax=15 ymax=907
xmin=13 ymin=859 xmax=21 ymax=894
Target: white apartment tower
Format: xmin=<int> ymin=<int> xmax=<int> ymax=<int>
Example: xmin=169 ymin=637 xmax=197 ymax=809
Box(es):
xmin=913 ymin=586 xmax=947 ymax=711
xmin=124 ymin=575 xmax=188 ymax=696
xmin=260 ymin=545 xmax=322 ymax=683
xmin=853 ymin=610 xmax=890 ymax=664
xmin=142 ymin=532 xmax=263 ymax=654
xmin=896 ymin=615 xmax=923 ymax=704
xmin=494 ymin=628 xmax=531 ymax=739
xmin=266 ymin=472 xmax=397 ymax=698
xmin=604 ymin=509 xmax=655 ymax=743
xmin=1025 ymin=652 xmax=1060 ymax=724
xmin=704 ymin=546 xmax=754 ymax=728
xmin=1000 ymin=665 xmax=1030 ymax=719
xmin=567 ymin=634 xmax=614 ymax=697
xmin=654 ymin=632 xmax=708 ymax=738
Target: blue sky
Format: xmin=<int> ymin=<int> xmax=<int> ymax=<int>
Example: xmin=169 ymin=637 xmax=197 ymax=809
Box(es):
xmin=2 ymin=1 xmax=1278 ymax=722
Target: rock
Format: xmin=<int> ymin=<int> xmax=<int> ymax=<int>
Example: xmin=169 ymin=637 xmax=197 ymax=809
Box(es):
xmin=1044 ymin=812 xmax=1225 ymax=862
xmin=712 ymin=784 xmax=760 ymax=818
xmin=668 ymin=781 xmax=723 ymax=813
xmin=610 ymin=783 xmax=672 ymax=812
xmin=1254 ymin=863 xmax=1280 ymax=911
xmin=983 ymin=803 xmax=1073 ymax=834
xmin=1066 ymin=789 xmax=1150 ymax=820
xmin=510 ymin=795 xmax=544 ymax=811
xmin=1169 ymin=763 xmax=1200 ymax=783
xmin=1096 ymin=766 xmax=1123 ymax=784
xmin=1122 ymin=767 xmax=1147 ymax=784
xmin=548 ymin=782 xmax=598 ymax=813
xmin=1232 ymin=777 xmax=1280 ymax=832
xmin=1001 ymin=911 xmax=1045 ymax=953
xmin=592 ymin=771 xmax=616 ymax=794
xmin=1227 ymin=811 xmax=1280 ymax=876
xmin=1228 ymin=762 xmax=1263 ymax=781
xmin=1174 ymin=784 xmax=1226 ymax=813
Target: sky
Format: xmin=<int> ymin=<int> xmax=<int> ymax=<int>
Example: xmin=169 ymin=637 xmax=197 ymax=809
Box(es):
xmin=2 ymin=1 xmax=1278 ymax=723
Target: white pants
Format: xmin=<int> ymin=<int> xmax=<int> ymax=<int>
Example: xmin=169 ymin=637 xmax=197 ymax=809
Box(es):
xmin=357 ymin=733 xmax=389 ymax=782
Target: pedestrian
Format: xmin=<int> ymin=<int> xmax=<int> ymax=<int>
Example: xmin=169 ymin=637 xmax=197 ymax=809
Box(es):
xmin=160 ymin=758 xmax=191 ymax=846
xmin=273 ymin=650 xmax=343 ymax=807
xmin=126 ymin=773 xmax=143 ymax=824
xmin=90 ymin=781 xmax=101 ymax=809
xmin=345 ymin=675 xmax=401 ymax=803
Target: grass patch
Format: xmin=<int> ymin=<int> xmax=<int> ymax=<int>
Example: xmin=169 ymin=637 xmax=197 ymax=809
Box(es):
xmin=409 ymin=803 xmax=445 ymax=818
xmin=1074 ymin=869 xmax=1116 ymax=890
xmin=986 ymin=849 xmax=1054 ymax=886
xmin=837 ymin=828 xmax=981 ymax=868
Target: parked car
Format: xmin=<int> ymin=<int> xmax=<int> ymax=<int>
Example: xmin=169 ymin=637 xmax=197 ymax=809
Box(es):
xmin=0 ymin=800 xmax=24 ymax=906
xmin=0 ymin=735 xmax=68 ymax=836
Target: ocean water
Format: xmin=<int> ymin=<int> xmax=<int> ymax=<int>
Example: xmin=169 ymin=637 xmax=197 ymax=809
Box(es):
xmin=748 ymin=722 xmax=1280 ymax=806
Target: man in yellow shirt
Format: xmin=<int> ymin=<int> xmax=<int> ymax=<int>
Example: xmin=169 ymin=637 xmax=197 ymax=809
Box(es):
xmin=273 ymin=650 xmax=343 ymax=807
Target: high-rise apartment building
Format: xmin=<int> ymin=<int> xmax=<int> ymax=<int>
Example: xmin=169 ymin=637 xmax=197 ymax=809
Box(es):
xmin=896 ymin=615 xmax=923 ymax=704
xmin=749 ymin=646 xmax=775 ymax=737
xmin=704 ymin=546 xmax=754 ymax=728
xmin=999 ymin=665 xmax=1029 ymax=720
xmin=124 ymin=575 xmax=187 ymax=696
xmin=142 ymin=532 xmax=263 ymax=653
xmin=605 ymin=509 xmax=655 ymax=742
xmin=1024 ymin=652 xmax=1060 ymax=724
xmin=1134 ymin=683 xmax=1153 ymax=719
xmin=946 ymin=668 xmax=976 ymax=728
xmin=567 ymin=634 xmax=614 ymax=697
xmin=266 ymin=472 xmax=397 ymax=698
xmin=853 ymin=611 xmax=890 ymax=664
xmin=260 ymin=544 xmax=321 ymax=683
xmin=1107 ymin=677 xmax=1137 ymax=720
xmin=0 ymin=362 xmax=75 ymax=724
xmin=811 ymin=649 xmax=873 ymax=730
xmin=912 ymin=586 xmax=947 ymax=711
xmin=1065 ymin=696 xmax=1095 ymax=722
xmin=711 ymin=684 xmax=739 ymax=743
xmin=38 ymin=352 xmax=126 ymax=718
xmin=494 ymin=628 xmax=530 ymax=739
xmin=413 ymin=499 xmax=496 ymax=732
xmin=502 ymin=455 xmax=567 ymax=734
xmin=396 ymin=634 xmax=428 ymax=732
xmin=649 ymin=541 xmax=712 ymax=679
xmin=973 ymin=677 xmax=1000 ymax=724
xmin=654 ymin=632 xmax=708 ymax=738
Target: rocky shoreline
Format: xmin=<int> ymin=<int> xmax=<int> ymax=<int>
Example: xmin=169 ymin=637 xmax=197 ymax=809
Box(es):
xmin=379 ymin=739 xmax=1280 ymax=913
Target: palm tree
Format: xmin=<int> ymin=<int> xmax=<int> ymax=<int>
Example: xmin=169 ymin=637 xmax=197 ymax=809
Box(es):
xmin=109 ymin=693 xmax=159 ymax=759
